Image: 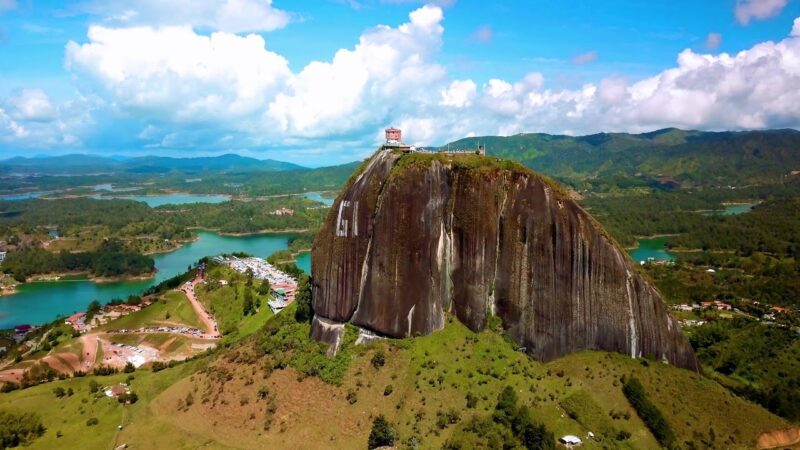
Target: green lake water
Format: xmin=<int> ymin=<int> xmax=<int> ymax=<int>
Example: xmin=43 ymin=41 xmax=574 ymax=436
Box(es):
xmin=302 ymin=192 xmax=335 ymax=206
xmin=295 ymin=251 xmax=311 ymax=274
xmin=628 ymin=237 xmax=675 ymax=263
xmin=0 ymin=230 xmax=295 ymax=328
xmin=701 ymin=203 xmax=755 ymax=216
xmin=0 ymin=191 xmax=56 ymax=201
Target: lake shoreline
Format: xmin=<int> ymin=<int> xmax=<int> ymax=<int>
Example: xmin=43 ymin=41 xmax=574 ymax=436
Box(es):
xmin=188 ymin=226 xmax=308 ymax=237
xmin=142 ymin=235 xmax=200 ymax=256
xmin=0 ymin=270 xmax=157 ymax=297
xmin=28 ymin=270 xmax=157 ymax=284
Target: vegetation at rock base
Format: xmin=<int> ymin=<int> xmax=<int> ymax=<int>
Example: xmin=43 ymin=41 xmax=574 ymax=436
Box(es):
xmin=623 ymin=376 xmax=677 ymax=449
xmin=293 ymin=274 xmax=313 ymax=324
xmin=0 ymin=409 xmax=45 ymax=448
xmin=443 ymin=386 xmax=554 ymax=450
xmin=687 ymin=318 xmax=800 ymax=422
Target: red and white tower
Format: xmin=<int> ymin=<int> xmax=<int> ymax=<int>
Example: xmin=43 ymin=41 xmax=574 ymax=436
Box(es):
xmin=385 ymin=127 xmax=402 ymax=144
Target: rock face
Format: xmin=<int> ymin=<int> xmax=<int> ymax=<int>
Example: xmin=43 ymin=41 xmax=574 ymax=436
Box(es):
xmin=311 ymin=150 xmax=699 ymax=371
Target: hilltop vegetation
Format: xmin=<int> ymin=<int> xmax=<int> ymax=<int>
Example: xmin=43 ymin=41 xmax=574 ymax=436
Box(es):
xmin=445 ymin=129 xmax=800 ymax=191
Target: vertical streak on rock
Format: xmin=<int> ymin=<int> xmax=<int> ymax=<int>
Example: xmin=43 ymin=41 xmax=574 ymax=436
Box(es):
xmin=625 ymin=269 xmax=639 ymax=358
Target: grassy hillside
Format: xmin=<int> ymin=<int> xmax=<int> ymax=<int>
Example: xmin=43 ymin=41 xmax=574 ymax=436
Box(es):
xmin=0 ymin=303 xmax=781 ymax=450
xmin=445 ymin=129 xmax=800 ymax=191
xmin=0 ymin=303 xmax=788 ymax=449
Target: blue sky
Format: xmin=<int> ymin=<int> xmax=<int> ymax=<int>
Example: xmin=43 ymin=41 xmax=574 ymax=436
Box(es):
xmin=1 ymin=0 xmax=800 ymax=165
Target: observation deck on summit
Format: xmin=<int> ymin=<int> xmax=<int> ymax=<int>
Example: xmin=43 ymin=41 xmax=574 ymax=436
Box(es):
xmin=381 ymin=127 xmax=414 ymax=152
xmin=380 ymin=126 xmax=487 ymax=156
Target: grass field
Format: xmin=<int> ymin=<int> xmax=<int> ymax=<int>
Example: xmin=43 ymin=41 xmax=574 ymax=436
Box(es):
xmin=0 ymin=307 xmax=787 ymax=449
xmin=195 ymin=265 xmax=273 ymax=343
xmin=140 ymin=311 xmax=785 ymax=449
xmin=99 ymin=290 xmax=202 ymax=332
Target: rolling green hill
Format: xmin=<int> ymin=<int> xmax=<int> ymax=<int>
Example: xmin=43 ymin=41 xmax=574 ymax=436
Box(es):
xmin=444 ymin=129 xmax=800 ymax=191
xmin=0 ymin=304 xmax=786 ymax=449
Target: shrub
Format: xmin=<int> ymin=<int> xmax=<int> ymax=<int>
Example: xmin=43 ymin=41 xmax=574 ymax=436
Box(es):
xmin=616 ymin=429 xmax=632 ymax=441
xmin=118 ymin=392 xmax=138 ymax=404
xmin=88 ymin=380 xmax=100 ymax=394
xmin=466 ymin=392 xmax=478 ymax=408
xmin=623 ymin=377 xmax=676 ymax=449
xmin=53 ymin=387 xmax=66 ymax=398
xmin=0 ymin=383 xmax=20 ymax=393
xmin=371 ymin=350 xmax=386 ymax=369
xmin=85 ymin=417 xmax=99 ymax=427
xmin=368 ymin=415 xmax=396 ymax=449
xmin=383 ymin=384 xmax=393 ymax=396
xmin=92 ymin=366 xmax=118 ymax=376
xmin=123 ymin=362 xmax=136 ymax=373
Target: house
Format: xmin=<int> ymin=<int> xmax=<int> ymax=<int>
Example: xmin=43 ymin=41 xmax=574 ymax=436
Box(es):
xmin=701 ymin=301 xmax=732 ymax=311
xmin=65 ymin=312 xmax=87 ymax=331
xmin=671 ymin=304 xmax=695 ymax=312
xmin=772 ymin=306 xmax=791 ymax=314
xmin=714 ymin=301 xmax=732 ymax=311
xmin=14 ymin=324 xmax=32 ymax=336
xmin=105 ymin=383 xmax=129 ymax=398
xmin=559 ymin=435 xmax=583 ymax=447
xmin=0 ymin=251 xmax=6 ymax=264
xmin=273 ymin=208 xmax=295 ymax=216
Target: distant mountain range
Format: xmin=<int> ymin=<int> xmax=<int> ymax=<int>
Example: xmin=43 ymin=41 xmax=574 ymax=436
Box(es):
xmin=3 ymin=128 xmax=800 ymax=188
xmin=0 ymin=153 xmax=305 ymax=175
xmin=443 ymin=128 xmax=800 ymax=190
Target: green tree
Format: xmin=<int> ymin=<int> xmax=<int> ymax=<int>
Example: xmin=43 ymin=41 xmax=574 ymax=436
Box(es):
xmin=0 ymin=410 xmax=45 ymax=448
xmin=258 ymin=279 xmax=271 ymax=296
xmin=85 ymin=300 xmax=102 ymax=321
xmin=243 ymin=288 xmax=255 ymax=316
xmin=367 ymin=415 xmax=396 ymax=449
xmin=623 ymin=377 xmax=676 ymax=449
xmin=294 ymin=274 xmax=313 ymax=323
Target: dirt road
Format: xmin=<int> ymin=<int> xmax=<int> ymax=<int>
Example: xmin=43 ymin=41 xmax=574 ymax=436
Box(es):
xmin=181 ymin=277 xmax=220 ymax=338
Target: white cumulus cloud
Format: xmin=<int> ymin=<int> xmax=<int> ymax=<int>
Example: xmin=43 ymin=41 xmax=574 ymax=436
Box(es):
xmin=440 ymin=80 xmax=477 ymax=107
xmin=266 ymin=4 xmax=446 ymax=137
xmin=65 ymin=26 xmax=291 ymax=122
xmin=4 ymin=89 xmax=58 ymax=122
xmin=15 ymin=5 xmax=800 ymax=159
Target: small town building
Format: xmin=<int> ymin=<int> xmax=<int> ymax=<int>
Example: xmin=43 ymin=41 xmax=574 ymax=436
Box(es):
xmin=273 ymin=208 xmax=295 ymax=216
xmin=14 ymin=324 xmax=32 ymax=336
xmin=0 ymin=251 xmax=6 ymax=264
xmin=559 ymin=435 xmax=583 ymax=447
xmin=105 ymin=383 xmax=129 ymax=398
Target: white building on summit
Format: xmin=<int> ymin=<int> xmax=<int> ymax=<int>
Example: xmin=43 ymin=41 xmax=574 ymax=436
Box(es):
xmin=382 ymin=127 xmax=414 ymax=151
